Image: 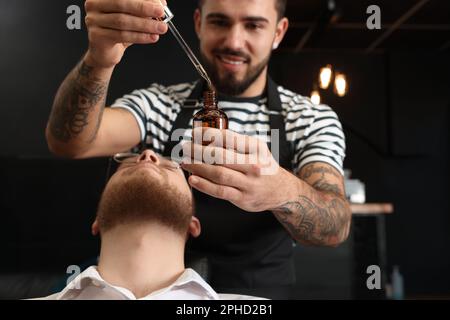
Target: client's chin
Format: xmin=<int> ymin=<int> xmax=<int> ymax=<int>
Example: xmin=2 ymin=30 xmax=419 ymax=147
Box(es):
xmin=96 ymin=170 xmax=193 ymax=235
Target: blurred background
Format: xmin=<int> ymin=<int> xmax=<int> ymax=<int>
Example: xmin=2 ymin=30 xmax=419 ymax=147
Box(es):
xmin=0 ymin=0 xmax=448 ymax=299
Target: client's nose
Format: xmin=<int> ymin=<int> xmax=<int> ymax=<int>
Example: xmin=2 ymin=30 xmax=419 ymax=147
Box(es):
xmin=137 ymin=150 xmax=160 ymax=165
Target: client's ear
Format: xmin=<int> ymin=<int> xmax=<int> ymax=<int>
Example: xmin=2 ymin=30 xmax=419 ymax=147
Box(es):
xmin=91 ymin=219 xmax=99 ymax=236
xmin=188 ymin=216 xmax=201 ymax=238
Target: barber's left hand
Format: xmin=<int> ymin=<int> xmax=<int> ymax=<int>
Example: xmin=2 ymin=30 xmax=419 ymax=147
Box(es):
xmin=181 ymin=127 xmax=290 ymax=212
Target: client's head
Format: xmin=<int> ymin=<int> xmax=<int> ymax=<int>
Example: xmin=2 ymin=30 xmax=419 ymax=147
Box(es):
xmin=95 ymin=150 xmax=199 ymax=239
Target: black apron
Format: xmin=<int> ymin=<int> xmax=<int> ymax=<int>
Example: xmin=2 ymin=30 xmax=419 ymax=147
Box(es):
xmin=163 ymin=77 xmax=295 ymax=299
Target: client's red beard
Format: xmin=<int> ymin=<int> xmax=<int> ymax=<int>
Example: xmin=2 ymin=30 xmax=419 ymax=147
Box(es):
xmin=96 ymin=169 xmax=193 ymax=235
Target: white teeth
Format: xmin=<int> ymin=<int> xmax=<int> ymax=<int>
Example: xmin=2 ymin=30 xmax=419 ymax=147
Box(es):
xmin=220 ymin=56 xmax=244 ymax=65
xmin=225 ymin=60 xmax=243 ymax=65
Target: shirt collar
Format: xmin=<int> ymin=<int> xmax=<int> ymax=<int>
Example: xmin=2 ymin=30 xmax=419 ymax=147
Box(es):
xmin=56 ymin=266 xmax=219 ymax=300
xmin=153 ymin=268 xmax=219 ymax=300
xmin=56 ymin=266 xmax=111 ymax=300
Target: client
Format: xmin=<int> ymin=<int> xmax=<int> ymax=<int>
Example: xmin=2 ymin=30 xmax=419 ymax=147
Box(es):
xmin=36 ymin=150 xmax=263 ymax=300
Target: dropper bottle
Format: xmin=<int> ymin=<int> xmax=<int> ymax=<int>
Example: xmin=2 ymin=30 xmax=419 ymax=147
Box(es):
xmin=193 ymin=90 xmax=228 ymax=131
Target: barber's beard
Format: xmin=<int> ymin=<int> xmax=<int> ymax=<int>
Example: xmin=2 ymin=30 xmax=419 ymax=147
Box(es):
xmin=201 ymin=49 xmax=271 ymax=96
xmin=97 ymin=171 xmax=193 ymax=235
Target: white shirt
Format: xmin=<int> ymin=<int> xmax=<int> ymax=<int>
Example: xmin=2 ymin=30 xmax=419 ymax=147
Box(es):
xmin=36 ymin=267 xmax=265 ymax=300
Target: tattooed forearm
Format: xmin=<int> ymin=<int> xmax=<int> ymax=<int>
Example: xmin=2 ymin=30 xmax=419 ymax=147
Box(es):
xmin=300 ymin=163 xmax=341 ymax=180
xmin=272 ymin=164 xmax=351 ymax=246
xmin=312 ymin=179 xmax=344 ymax=197
xmin=272 ymin=190 xmax=350 ymax=246
xmin=48 ymin=60 xmax=108 ymax=143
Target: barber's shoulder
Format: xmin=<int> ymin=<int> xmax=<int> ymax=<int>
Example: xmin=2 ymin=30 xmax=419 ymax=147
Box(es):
xmin=278 ymin=85 xmax=339 ymax=117
xmin=154 ymin=82 xmax=197 ymax=99
xmin=137 ymin=82 xmax=196 ymax=108
xmin=277 ymin=85 xmax=314 ymax=109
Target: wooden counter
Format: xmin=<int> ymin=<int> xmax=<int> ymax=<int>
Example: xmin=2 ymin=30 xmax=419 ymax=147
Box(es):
xmin=351 ymin=203 xmax=394 ymax=215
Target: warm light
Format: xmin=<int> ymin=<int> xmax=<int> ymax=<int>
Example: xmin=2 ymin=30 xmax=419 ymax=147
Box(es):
xmin=334 ymin=73 xmax=347 ymax=97
xmin=319 ymin=65 xmax=333 ymax=89
xmin=310 ymin=90 xmax=321 ymax=105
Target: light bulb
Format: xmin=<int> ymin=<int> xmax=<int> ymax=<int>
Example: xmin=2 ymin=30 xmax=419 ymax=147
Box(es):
xmin=319 ymin=65 xmax=333 ymax=89
xmin=311 ymin=90 xmax=321 ymax=105
xmin=334 ymin=73 xmax=347 ymax=97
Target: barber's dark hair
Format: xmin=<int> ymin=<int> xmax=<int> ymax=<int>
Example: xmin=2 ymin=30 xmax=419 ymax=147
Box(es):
xmin=198 ymin=0 xmax=287 ymax=20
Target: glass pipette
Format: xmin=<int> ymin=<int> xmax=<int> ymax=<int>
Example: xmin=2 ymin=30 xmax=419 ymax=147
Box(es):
xmin=160 ymin=6 xmax=213 ymax=89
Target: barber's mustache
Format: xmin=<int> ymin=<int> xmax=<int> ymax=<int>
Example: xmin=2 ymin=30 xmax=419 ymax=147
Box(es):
xmin=211 ymin=48 xmax=251 ymax=62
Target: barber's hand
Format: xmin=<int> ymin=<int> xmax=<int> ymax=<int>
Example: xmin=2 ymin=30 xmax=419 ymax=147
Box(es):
xmin=84 ymin=0 xmax=169 ymax=68
xmin=181 ymin=128 xmax=291 ymax=212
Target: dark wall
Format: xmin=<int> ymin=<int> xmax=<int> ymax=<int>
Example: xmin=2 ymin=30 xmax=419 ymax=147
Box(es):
xmin=271 ymin=51 xmax=450 ymax=295
xmin=0 ymin=0 xmax=449 ymax=296
xmin=384 ymin=53 xmax=449 ymax=294
xmin=0 ymin=0 xmax=199 ymax=156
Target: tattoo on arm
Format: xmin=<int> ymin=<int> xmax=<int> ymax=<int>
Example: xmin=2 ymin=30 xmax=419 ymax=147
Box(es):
xmin=302 ymin=163 xmax=345 ymax=197
xmin=273 ymin=195 xmax=349 ymax=245
xmin=49 ymin=61 xmax=108 ymax=143
xmin=300 ymin=162 xmax=341 ymax=180
xmin=272 ymin=164 xmax=350 ymax=246
xmin=312 ymin=179 xmax=344 ymax=197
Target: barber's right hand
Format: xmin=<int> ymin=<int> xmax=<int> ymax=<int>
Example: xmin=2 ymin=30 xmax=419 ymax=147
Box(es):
xmin=84 ymin=0 xmax=169 ymax=68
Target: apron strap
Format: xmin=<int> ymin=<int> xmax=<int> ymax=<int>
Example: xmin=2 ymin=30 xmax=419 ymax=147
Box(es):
xmin=266 ymin=77 xmax=292 ymax=169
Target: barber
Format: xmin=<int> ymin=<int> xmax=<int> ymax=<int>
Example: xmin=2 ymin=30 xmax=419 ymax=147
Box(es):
xmin=46 ymin=0 xmax=352 ymax=299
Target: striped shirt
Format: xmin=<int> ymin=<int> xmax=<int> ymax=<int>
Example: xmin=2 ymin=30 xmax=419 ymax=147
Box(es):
xmin=111 ymin=81 xmax=346 ymax=175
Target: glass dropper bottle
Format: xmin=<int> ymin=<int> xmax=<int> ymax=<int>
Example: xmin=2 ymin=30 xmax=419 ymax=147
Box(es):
xmin=156 ymin=5 xmax=227 ymax=129
xmin=193 ymin=90 xmax=228 ymax=130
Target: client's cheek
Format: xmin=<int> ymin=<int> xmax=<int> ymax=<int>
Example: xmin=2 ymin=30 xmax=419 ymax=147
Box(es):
xmin=171 ymin=175 xmax=190 ymax=192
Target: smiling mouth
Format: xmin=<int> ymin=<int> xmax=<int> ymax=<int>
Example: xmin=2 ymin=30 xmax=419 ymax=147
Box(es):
xmin=216 ymin=54 xmax=249 ymax=65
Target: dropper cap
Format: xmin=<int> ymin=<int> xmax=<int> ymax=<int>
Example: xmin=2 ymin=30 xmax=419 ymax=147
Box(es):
xmin=203 ymin=90 xmax=217 ymax=108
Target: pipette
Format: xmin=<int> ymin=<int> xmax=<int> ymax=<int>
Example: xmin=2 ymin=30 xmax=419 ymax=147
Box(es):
xmin=159 ymin=6 xmax=213 ymax=89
